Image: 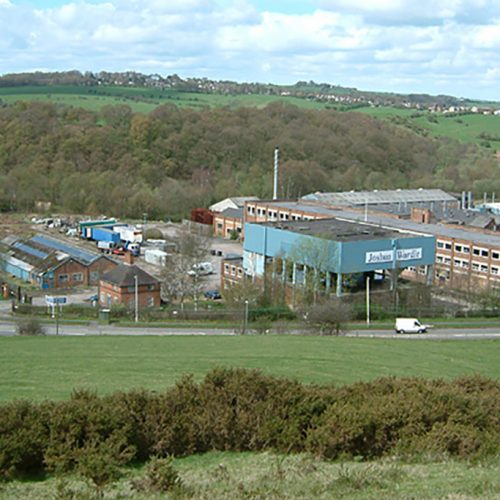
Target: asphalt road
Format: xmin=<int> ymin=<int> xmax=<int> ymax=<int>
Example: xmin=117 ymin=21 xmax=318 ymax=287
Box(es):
xmin=0 ymin=319 xmax=499 ymax=339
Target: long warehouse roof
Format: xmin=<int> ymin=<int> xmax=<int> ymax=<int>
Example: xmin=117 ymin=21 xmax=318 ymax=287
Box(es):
xmin=257 ymin=201 xmax=500 ymax=247
xmin=302 ymin=189 xmax=457 ymax=206
xmin=30 ymin=235 xmax=100 ymax=265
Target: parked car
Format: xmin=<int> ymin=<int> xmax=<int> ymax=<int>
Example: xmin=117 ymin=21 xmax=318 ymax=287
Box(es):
xmin=394 ymin=318 xmax=429 ymax=334
xmin=86 ymin=294 xmax=99 ymax=306
xmin=204 ymin=290 xmax=221 ymax=300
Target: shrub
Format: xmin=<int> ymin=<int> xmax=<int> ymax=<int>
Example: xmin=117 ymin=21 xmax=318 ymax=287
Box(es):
xmin=44 ymin=390 xmax=136 ymax=474
xmin=76 ymin=437 xmax=133 ymax=497
xmin=144 ymin=228 xmax=164 ymax=240
xmin=305 ymin=299 xmax=353 ymax=335
xmin=0 ymin=400 xmax=51 ymax=479
xmin=0 ymin=370 xmax=499 ymax=480
xmin=248 ymin=306 xmax=296 ymax=322
xmin=16 ymin=317 xmax=45 ymax=336
xmin=133 ymin=456 xmax=183 ymax=493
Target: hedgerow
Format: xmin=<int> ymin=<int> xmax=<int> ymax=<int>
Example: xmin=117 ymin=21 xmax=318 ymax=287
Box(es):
xmin=0 ymin=369 xmax=498 ymax=479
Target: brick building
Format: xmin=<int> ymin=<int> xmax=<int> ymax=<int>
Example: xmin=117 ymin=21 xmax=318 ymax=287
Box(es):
xmin=0 ymin=234 xmax=117 ymax=289
xmin=99 ymin=264 xmax=161 ymax=308
xmin=213 ymin=207 xmax=244 ymax=240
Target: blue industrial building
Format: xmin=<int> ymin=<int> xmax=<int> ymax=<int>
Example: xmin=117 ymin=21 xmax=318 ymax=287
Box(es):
xmin=243 ymin=218 xmax=436 ymax=296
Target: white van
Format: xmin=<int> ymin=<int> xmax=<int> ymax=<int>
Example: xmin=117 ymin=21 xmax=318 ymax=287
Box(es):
xmin=395 ymin=318 xmax=428 ymax=334
xmin=188 ymin=262 xmax=214 ymax=276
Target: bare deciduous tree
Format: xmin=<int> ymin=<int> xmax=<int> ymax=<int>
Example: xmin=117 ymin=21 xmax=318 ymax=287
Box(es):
xmin=160 ymin=228 xmax=211 ymax=308
xmin=289 ymin=235 xmax=339 ymax=305
xmin=222 ymin=278 xmax=262 ymax=308
xmin=304 ymin=298 xmax=353 ymax=335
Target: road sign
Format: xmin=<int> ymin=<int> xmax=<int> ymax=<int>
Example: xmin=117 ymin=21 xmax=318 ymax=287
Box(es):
xmin=45 ymin=296 xmax=67 ymax=306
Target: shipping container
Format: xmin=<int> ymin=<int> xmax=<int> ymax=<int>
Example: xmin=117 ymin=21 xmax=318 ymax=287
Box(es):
xmin=92 ymin=227 xmax=121 ymax=243
xmin=114 ymin=225 xmax=144 ymax=244
xmin=191 ymin=208 xmax=214 ymax=225
xmin=144 ymin=248 xmax=168 ymax=266
xmin=79 ymin=219 xmax=117 ymax=238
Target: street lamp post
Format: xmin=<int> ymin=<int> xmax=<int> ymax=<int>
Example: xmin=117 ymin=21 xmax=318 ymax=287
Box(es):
xmin=242 ymin=299 xmax=249 ymax=334
xmin=134 ymin=275 xmax=139 ymax=323
xmin=366 ymin=275 xmax=370 ymax=327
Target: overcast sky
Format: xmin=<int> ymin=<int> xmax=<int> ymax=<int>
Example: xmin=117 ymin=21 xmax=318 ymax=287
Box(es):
xmin=1 ymin=0 xmax=499 ymax=100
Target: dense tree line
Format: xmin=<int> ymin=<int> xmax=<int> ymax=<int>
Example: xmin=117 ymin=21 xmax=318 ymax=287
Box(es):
xmin=0 ymin=100 xmax=497 ymax=219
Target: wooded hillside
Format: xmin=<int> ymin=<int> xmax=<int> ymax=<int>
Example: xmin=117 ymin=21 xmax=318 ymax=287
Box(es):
xmin=0 ymin=100 xmax=497 ymax=219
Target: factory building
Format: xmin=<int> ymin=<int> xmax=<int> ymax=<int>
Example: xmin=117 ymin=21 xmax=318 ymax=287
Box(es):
xmin=243 ymin=189 xmax=500 ymax=292
xmin=243 ymin=219 xmax=435 ymax=296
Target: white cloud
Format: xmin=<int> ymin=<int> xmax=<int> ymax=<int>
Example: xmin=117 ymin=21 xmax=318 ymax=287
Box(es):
xmin=0 ymin=0 xmax=498 ymax=100
xmin=317 ymin=0 xmax=498 ymax=26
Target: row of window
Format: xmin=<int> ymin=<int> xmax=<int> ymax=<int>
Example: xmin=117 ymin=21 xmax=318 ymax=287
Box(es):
xmin=216 ymin=222 xmax=242 ymax=232
xmin=436 ymin=255 xmax=499 ymax=275
xmin=437 ymin=240 xmax=499 ymax=260
xmin=224 ymin=263 xmax=244 ymax=277
xmin=246 ymin=205 xmax=314 ymax=222
xmin=407 ymin=265 xmax=428 ymax=275
xmin=58 ymin=271 xmax=100 ymax=283
xmin=59 ymin=272 xmax=83 ymax=283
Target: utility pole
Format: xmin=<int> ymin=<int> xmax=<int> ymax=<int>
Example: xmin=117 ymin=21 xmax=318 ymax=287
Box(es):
xmin=134 ymin=274 xmax=139 ymax=323
xmin=366 ymin=275 xmax=370 ymax=327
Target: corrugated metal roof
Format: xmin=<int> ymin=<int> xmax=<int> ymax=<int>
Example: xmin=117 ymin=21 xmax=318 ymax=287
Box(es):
xmin=30 ymin=235 xmax=99 ymax=265
xmin=12 ymin=241 xmax=49 ymax=260
xmin=302 ymin=189 xmax=457 ymax=206
xmin=4 ymin=255 xmax=34 ymax=273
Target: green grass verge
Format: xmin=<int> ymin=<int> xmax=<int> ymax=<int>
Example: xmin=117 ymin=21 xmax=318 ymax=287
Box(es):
xmin=1 ymin=451 xmax=498 ymax=499
xmin=0 ymin=335 xmax=498 ymax=401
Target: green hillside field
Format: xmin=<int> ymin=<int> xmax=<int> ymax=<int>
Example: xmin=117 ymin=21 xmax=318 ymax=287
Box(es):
xmin=0 ymin=335 xmax=498 ymax=401
xmin=1 ymin=84 xmax=499 ymax=145
xmin=0 ymin=84 xmax=327 ymax=112
xmin=356 ymin=106 xmax=500 ymax=146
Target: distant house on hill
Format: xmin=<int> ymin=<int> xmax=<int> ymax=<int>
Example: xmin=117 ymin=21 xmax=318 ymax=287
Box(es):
xmin=99 ymin=264 xmax=161 ymax=308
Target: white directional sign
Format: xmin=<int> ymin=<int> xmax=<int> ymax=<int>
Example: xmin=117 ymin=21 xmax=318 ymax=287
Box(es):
xmin=45 ymin=296 xmax=67 ymax=305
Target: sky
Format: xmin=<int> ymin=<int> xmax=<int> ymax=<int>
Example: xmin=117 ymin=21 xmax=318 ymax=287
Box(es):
xmin=0 ymin=0 xmax=499 ymax=100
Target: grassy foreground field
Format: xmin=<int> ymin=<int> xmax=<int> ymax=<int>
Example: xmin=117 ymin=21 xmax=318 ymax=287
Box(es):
xmin=1 ymin=335 xmax=498 ymax=401
xmin=1 ymin=452 xmax=498 ymax=499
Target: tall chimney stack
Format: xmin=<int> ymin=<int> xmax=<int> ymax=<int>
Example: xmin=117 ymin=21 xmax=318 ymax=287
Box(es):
xmin=273 ymin=146 xmax=279 ymax=200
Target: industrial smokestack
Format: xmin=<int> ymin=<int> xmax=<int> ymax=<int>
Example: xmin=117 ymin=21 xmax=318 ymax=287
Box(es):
xmin=273 ymin=146 xmax=280 ymax=200
xmin=493 ymin=192 xmax=496 ymax=203
xmin=468 ymin=191 xmax=472 ymax=209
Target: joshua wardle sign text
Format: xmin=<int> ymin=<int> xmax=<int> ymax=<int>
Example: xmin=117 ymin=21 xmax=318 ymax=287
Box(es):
xmin=365 ymin=248 xmax=423 ymax=264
